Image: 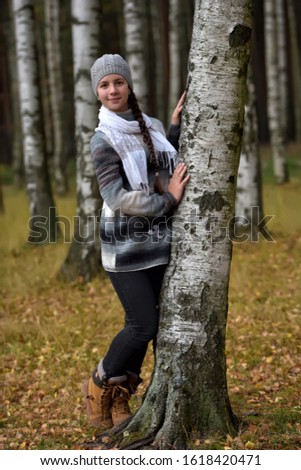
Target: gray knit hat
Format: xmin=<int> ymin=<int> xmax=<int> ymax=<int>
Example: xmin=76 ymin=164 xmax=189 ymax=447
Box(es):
xmin=91 ymin=54 xmax=133 ymax=96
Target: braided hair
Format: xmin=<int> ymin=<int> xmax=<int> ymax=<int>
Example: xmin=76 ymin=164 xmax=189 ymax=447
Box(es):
xmin=128 ymin=91 xmax=164 ymax=195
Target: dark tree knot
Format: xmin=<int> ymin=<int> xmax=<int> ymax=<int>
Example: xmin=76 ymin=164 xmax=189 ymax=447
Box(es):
xmin=229 ymin=24 xmax=252 ymax=47
xmin=194 ymin=191 xmax=228 ymax=217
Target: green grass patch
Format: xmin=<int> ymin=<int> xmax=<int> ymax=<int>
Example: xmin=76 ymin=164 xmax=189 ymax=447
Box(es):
xmin=260 ymin=142 xmax=301 ymax=184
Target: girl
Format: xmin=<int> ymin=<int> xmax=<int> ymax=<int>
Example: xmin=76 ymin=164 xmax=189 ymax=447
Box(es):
xmin=83 ymin=54 xmax=189 ymax=430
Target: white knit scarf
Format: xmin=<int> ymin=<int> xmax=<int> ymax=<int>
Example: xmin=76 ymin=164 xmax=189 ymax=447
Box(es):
xmin=95 ymin=105 xmax=178 ymax=194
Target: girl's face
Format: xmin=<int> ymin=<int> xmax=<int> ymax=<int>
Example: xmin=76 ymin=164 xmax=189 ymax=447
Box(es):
xmin=97 ymin=74 xmax=130 ymax=112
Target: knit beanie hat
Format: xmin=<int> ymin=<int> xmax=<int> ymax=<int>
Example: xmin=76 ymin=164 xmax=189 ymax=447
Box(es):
xmin=91 ymin=54 xmax=133 ymax=96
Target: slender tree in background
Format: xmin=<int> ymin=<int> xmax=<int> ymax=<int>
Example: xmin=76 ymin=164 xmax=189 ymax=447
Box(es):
xmin=7 ymin=0 xmax=24 ymax=187
xmin=149 ymin=0 xmax=169 ymax=125
xmin=35 ymin=2 xmax=53 ymax=160
xmin=44 ymin=0 xmax=68 ymax=195
xmin=123 ymin=0 xmax=148 ymax=111
xmin=143 ymin=0 xmax=156 ymax=116
xmin=111 ymin=0 xmax=254 ymax=449
xmin=264 ymin=0 xmax=289 ymax=183
xmin=159 ymin=0 xmax=170 ymax=126
xmin=287 ymin=0 xmax=301 ymax=142
xmin=236 ymin=64 xmax=264 ymax=238
xmin=168 ymin=0 xmax=181 ymax=119
xmin=12 ymin=0 xmax=57 ymax=243
xmin=59 ymin=0 xmax=102 ymax=282
xmin=275 ymin=0 xmax=289 ymax=142
xmin=179 ymin=0 xmax=194 ymax=91
xmin=149 ymin=0 xmax=164 ymax=121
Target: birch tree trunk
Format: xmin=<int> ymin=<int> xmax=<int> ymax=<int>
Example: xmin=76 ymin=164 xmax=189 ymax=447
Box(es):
xmin=44 ymin=0 xmax=68 ymax=195
xmin=13 ymin=0 xmax=57 ymax=243
xmin=235 ymin=64 xmax=264 ymax=238
xmin=7 ymin=0 xmax=24 ymax=187
xmin=123 ymin=0 xmax=148 ymax=111
xmin=264 ymin=0 xmax=289 ymax=183
xmin=59 ymin=0 xmax=102 ymax=282
xmin=111 ymin=0 xmax=254 ymax=450
xmin=168 ymin=0 xmax=181 ymax=119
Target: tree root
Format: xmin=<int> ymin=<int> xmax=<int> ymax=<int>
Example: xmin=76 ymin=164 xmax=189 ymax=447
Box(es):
xmin=119 ymin=434 xmax=155 ymax=450
xmin=79 ymin=359 xmax=240 ymax=450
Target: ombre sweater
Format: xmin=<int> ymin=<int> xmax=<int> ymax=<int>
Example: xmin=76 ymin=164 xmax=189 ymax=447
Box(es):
xmin=91 ymin=109 xmax=180 ymax=272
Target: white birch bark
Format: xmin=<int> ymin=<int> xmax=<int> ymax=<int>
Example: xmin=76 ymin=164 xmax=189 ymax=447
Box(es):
xmin=44 ymin=0 xmax=67 ymax=195
xmin=264 ymin=0 xmax=289 ymax=183
xmin=123 ymin=0 xmax=148 ymax=110
xmin=59 ymin=0 xmax=101 ymax=281
xmin=236 ymin=64 xmax=263 ymax=237
xmin=12 ymin=0 xmax=57 ymax=242
xmin=168 ymin=0 xmax=181 ymax=119
xmin=117 ymin=0 xmax=254 ymax=449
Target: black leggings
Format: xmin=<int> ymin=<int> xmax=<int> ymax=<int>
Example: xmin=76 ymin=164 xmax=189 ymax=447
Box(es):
xmin=102 ymin=265 xmax=166 ymax=377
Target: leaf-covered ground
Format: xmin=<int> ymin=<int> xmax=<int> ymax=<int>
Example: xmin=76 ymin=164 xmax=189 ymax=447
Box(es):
xmin=1 ymin=170 xmax=301 ymax=450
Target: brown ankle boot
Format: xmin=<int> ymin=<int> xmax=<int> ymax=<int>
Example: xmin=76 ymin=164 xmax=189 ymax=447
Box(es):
xmin=111 ymin=383 xmax=132 ymax=426
xmin=111 ymin=372 xmax=143 ymax=426
xmin=82 ymin=378 xmax=113 ymax=429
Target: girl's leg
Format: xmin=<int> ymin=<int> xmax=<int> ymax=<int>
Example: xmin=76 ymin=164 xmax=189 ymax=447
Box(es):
xmin=83 ymin=265 xmax=166 ymax=429
xmin=102 ymin=265 xmax=166 ymax=378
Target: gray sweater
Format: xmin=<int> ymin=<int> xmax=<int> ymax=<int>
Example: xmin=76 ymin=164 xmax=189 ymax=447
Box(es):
xmin=91 ymin=109 xmax=180 ymax=272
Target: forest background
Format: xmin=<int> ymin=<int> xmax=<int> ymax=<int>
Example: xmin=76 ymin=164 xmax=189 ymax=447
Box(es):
xmin=1 ymin=0 xmax=301 ymax=450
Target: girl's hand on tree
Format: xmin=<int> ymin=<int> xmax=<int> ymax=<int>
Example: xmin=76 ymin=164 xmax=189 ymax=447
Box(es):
xmin=171 ymin=91 xmax=186 ymax=125
xmin=168 ymin=162 xmax=190 ymax=204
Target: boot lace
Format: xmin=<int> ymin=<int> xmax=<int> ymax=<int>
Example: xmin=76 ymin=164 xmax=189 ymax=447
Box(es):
xmin=112 ymin=384 xmax=131 ymax=413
